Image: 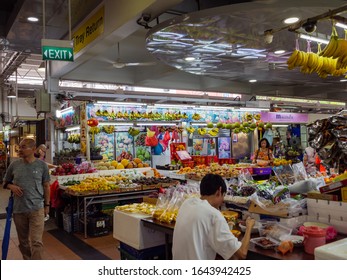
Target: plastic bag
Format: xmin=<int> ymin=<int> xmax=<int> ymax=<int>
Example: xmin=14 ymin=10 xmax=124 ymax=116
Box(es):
xmin=272 ymin=165 xmax=295 ymax=186
xmin=159 ymin=191 xmax=185 ymax=224
xmin=292 ymin=162 xmax=308 ymax=182
xmin=152 ymin=193 xmax=170 ymax=220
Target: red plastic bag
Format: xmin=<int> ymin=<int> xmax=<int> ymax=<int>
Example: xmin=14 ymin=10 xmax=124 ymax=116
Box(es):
xmin=145 ymin=135 xmax=158 ymax=147
xmin=164 ymin=131 xmax=171 ymax=142
xmin=50 ymin=180 xmax=64 ymax=208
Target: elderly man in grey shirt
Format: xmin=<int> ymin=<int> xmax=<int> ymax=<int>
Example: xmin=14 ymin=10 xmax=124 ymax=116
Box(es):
xmin=3 ymin=138 xmax=50 ymax=260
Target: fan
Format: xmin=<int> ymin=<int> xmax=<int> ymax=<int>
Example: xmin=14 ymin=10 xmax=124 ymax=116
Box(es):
xmin=289 ymin=136 xmax=300 ymax=148
xmin=106 ymin=42 xmax=157 ymax=69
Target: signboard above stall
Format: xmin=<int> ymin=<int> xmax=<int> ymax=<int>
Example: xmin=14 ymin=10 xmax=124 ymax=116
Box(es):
xmin=260 ymin=112 xmax=308 ymax=123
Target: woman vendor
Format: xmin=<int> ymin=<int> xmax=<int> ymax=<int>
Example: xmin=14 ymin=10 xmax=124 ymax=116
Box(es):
xmin=252 ymin=138 xmax=274 ymax=165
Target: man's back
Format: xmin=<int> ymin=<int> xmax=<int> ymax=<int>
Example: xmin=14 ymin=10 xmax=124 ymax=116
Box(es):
xmin=172 ymin=197 xmax=241 ymax=260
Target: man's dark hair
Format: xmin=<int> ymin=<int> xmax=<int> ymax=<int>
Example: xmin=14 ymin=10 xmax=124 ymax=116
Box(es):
xmin=200 ymin=174 xmax=227 ymax=196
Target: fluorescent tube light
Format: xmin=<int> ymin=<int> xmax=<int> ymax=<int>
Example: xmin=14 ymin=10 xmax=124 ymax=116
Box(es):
xmin=336 ymin=22 xmax=347 ymax=30
xmin=283 ymin=17 xmax=299 ymax=24
xmin=198 ymin=106 xmax=234 ymax=111
xmin=56 ymin=110 xmax=62 ymax=118
xmin=98 ymin=122 xmax=133 ymax=126
xmin=190 ymin=122 xmax=208 ymax=126
xmin=272 ymin=124 xmax=289 ymax=127
xmin=148 ymin=104 xmax=195 ymax=109
xmin=236 ymin=107 xmax=269 ymax=112
xmin=137 ymin=122 xmax=178 ymax=126
xmin=65 ymin=126 xmax=80 ymax=131
xmin=60 ymin=106 xmax=74 ymax=115
xmin=96 ymin=101 xmax=146 ymax=106
xmin=299 ymin=34 xmax=329 ymax=45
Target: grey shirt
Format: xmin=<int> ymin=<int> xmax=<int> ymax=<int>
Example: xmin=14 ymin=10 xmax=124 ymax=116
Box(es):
xmin=4 ymin=159 xmax=50 ymax=213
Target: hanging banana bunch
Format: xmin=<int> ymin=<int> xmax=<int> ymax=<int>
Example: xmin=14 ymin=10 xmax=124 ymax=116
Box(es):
xmin=89 ymin=126 xmax=101 ymax=143
xmin=207 ymin=127 xmax=219 ymax=137
xmin=186 ymin=126 xmax=195 ymax=134
xmin=103 ymin=125 xmax=115 ymax=134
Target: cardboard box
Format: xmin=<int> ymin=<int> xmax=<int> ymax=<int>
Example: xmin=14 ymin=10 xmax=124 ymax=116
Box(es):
xmin=248 ymin=201 xmax=289 ymax=218
xmin=342 ymin=187 xmax=347 ymax=202
xmin=319 ymin=178 xmax=347 ymax=193
xmin=113 ymin=210 xmax=165 ymax=250
xmin=307 ymin=190 xmax=341 ymax=201
xmin=307 ymin=198 xmax=347 ymax=234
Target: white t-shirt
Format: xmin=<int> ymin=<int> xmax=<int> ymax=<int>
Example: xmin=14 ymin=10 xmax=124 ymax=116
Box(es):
xmin=172 ymin=197 xmax=241 ymax=260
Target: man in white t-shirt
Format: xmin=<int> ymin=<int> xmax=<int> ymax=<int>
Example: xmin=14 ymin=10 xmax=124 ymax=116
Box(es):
xmin=172 ymin=174 xmax=255 ymax=260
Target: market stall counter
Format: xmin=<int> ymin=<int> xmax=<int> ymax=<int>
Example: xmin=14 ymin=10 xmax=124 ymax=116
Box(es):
xmin=141 ymin=217 xmax=347 ymax=260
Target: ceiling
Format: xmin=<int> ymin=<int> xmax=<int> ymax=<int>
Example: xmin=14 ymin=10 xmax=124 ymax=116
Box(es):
xmin=2 ymin=0 xmax=347 ymax=113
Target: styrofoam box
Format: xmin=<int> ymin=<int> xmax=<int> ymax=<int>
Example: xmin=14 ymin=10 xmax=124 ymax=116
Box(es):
xmin=315 ymin=238 xmax=347 ymax=260
xmin=307 ymin=198 xmax=347 ymax=234
xmin=279 ymin=215 xmax=308 ymax=228
xmin=113 ymin=210 xmax=165 ymax=250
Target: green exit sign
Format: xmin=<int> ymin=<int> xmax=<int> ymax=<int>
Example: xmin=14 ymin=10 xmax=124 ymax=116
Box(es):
xmin=42 ymin=46 xmax=74 ymax=62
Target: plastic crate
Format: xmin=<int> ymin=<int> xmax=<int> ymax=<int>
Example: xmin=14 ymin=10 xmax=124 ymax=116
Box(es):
xmin=182 ymin=160 xmax=194 ymax=168
xmin=218 ymin=158 xmax=237 ymax=165
xmin=62 ymin=212 xmax=79 ymax=233
xmin=119 ymin=242 xmax=166 ymax=260
xmin=206 ymin=155 xmax=218 ymax=165
xmin=253 ymin=167 xmax=272 ymax=175
xmin=87 ymin=213 xmax=111 ymax=237
xmin=191 ymin=155 xmax=206 ymax=165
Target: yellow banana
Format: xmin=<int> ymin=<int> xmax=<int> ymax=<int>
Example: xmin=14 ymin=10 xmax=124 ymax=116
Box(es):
xmin=320 ymin=27 xmax=339 ymax=58
xmin=287 ymin=50 xmax=299 ymax=69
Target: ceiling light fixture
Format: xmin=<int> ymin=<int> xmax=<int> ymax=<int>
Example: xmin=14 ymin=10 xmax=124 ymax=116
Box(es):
xmin=236 ymin=107 xmax=269 ymax=112
xmin=283 ymin=17 xmax=300 ymax=24
xmin=184 ymin=57 xmax=195 ymax=61
xmin=148 ymin=104 xmax=195 ymax=109
xmin=336 ymin=22 xmax=347 ymax=29
xmin=96 ymin=101 xmax=146 ymax=106
xmin=198 ymin=105 xmax=234 ymax=111
xmin=65 ymin=126 xmax=80 ymax=132
xmin=299 ymin=34 xmax=329 ymax=45
xmin=98 ymin=122 xmax=133 ymax=126
xmin=274 ymin=50 xmax=286 ymax=55
xmin=60 ymin=106 xmax=74 ymax=115
xmin=249 ymin=79 xmax=257 ymax=83
xmin=27 ymin=17 xmax=39 ymax=22
xmin=137 ymin=122 xmax=178 ymax=126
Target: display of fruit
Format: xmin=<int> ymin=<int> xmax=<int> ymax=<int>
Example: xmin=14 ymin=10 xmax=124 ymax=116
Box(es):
xmin=192 ymin=113 xmax=201 ymax=120
xmin=286 ymin=26 xmax=347 ymax=78
xmin=186 ymin=126 xmax=196 ymax=133
xmin=128 ymin=127 xmax=140 ymax=136
xmin=116 ymin=151 xmax=133 ymax=162
xmin=197 ymin=128 xmax=207 ymax=135
xmin=208 ymin=127 xmax=219 ymax=136
xmin=103 ymin=125 xmax=115 ymax=134
xmin=67 ymin=133 xmax=80 ymax=144
xmin=136 ymin=146 xmax=151 ymax=162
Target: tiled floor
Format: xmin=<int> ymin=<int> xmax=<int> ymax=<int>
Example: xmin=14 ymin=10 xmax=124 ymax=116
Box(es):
xmin=0 ymin=217 xmax=121 ymax=260
xmin=1 ymin=185 xmax=121 ymax=260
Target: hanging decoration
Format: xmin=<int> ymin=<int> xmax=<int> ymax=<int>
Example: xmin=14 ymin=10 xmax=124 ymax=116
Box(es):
xmin=87 ymin=118 xmax=99 ymax=127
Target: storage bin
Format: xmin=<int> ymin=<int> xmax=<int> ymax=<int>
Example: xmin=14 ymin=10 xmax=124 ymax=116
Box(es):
xmin=119 ymin=242 xmax=166 ymax=260
xmin=181 ymin=160 xmax=194 ymax=168
xmin=62 ymin=212 xmax=79 ymax=233
xmin=87 ymin=213 xmax=111 ymax=237
xmin=252 ymin=167 xmax=272 ymax=175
